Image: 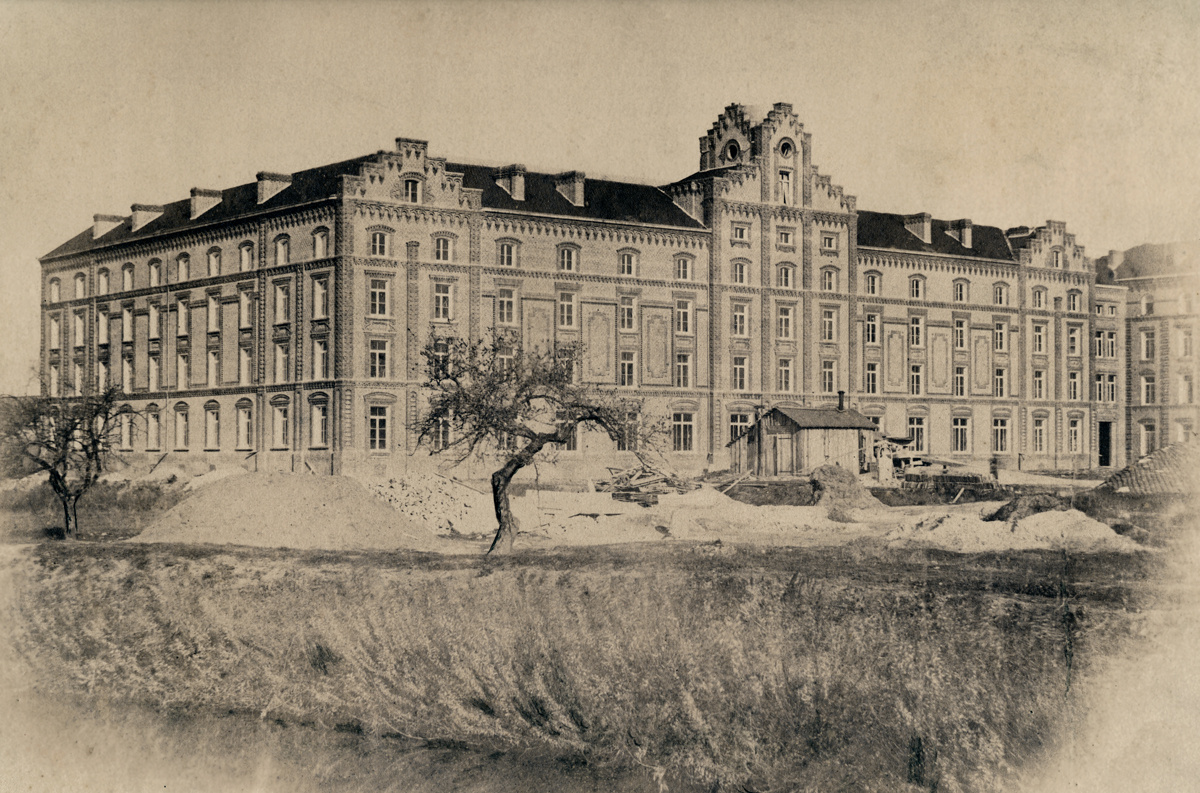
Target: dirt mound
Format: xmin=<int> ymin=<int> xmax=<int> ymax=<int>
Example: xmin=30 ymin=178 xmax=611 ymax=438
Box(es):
xmin=986 ymin=493 xmax=1071 ymax=523
xmin=133 ymin=473 xmax=447 ymax=551
xmin=887 ymin=508 xmax=1143 ymax=553
xmin=367 ymin=473 xmax=493 ymax=536
xmin=811 ymin=465 xmax=881 ymax=510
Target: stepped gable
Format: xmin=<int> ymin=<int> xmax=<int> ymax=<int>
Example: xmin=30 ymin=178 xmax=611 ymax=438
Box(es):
xmin=1095 ymin=442 xmax=1200 ymax=496
xmin=857 ymin=210 xmax=1014 ymax=260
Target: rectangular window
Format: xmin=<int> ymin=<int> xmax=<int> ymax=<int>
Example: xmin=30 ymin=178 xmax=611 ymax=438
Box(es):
xmin=370 ymin=231 xmax=389 ymax=257
xmin=777 ymin=358 xmax=792 ymax=392
xmin=731 ymin=261 xmax=746 ymax=284
xmin=820 ymin=360 xmax=835 ymax=393
xmin=1068 ymin=419 xmax=1081 ymax=453
xmin=558 ymin=292 xmax=576 ymax=328
xmin=993 ymin=367 xmax=1006 ymax=397
xmin=619 ymin=351 xmax=636 ymax=387
xmin=779 ymin=171 xmax=792 ymax=204
xmin=993 ymin=322 xmax=1006 ymax=351
xmin=314 ymin=232 xmax=328 ymax=259
xmin=778 ymin=228 xmax=792 ymax=246
xmin=954 ymin=319 xmax=966 ymax=349
xmin=240 ymin=245 xmax=253 ymax=272
xmin=865 ymin=314 xmax=879 ymax=345
xmin=1142 ymin=331 xmax=1156 ymax=360
xmin=1143 ymin=375 xmax=1156 ymax=404
xmin=952 ymin=418 xmax=970 ymax=452
xmin=1032 ymin=289 xmax=1044 ymax=308
xmin=1068 ymin=293 xmax=1080 ymax=312
xmin=619 ymin=296 xmax=634 ymax=330
xmin=176 ymin=352 xmax=188 ymax=388
xmin=207 ymin=294 xmax=220 ymax=332
xmin=175 ymin=411 xmax=189 ymax=450
xmin=205 ymin=408 xmax=220 ymax=450
xmin=497 ymin=288 xmax=515 ymax=325
xmin=368 ymin=339 xmax=388 ymax=378
xmin=122 ymin=307 xmax=132 ymax=342
xmin=1183 ymin=329 xmax=1193 ymax=357
xmin=1106 ymin=374 xmax=1117 ymax=402
xmin=992 ymin=418 xmax=1009 ymax=453
xmin=435 ymin=237 xmax=451 ymax=262
xmin=311 ymin=404 xmax=329 ymax=448
xmin=121 ymin=356 xmax=132 ymax=393
xmin=433 ymin=417 xmax=451 ymax=451
xmin=729 ymin=413 xmax=750 ymax=444
xmin=777 ymin=305 xmax=793 ymax=339
xmin=675 ymin=300 xmax=691 ymax=334
xmin=1105 ymin=331 xmax=1117 ymax=358
xmin=731 ymin=303 xmax=747 ymax=336
xmin=147 ymin=304 xmax=159 ymax=341
xmin=273 ymin=405 xmax=289 ymax=448
xmin=72 ymin=361 xmax=82 ymax=394
xmin=207 ymin=350 xmax=219 ymax=387
xmin=1033 ymin=369 xmax=1044 ymax=399
xmin=732 ymin=224 xmax=747 ymax=241
xmin=236 ymin=405 xmax=252 ymax=449
xmin=558 ymin=247 xmax=576 ymax=271
xmin=98 ymin=312 xmax=109 ymax=345
xmin=404 ymin=179 xmax=420 ymax=203
xmin=312 ymin=278 xmax=328 ymax=320
xmin=1033 ymin=324 xmax=1045 ymax=353
xmin=1067 ymin=326 xmax=1080 ymax=356
xmin=369 ymin=279 xmax=388 ymax=316
xmin=1181 ymin=374 xmax=1195 ymax=404
xmin=434 ymin=282 xmax=452 ymax=320
xmin=96 ymin=359 xmax=107 ymax=390
xmin=908 ymin=417 xmax=926 ymax=453
xmin=865 ymin=362 xmax=878 ymax=394
xmin=781 ymin=267 xmax=795 ymax=288
xmin=1094 ymin=373 xmax=1105 ymax=401
xmin=497 ymin=345 xmax=514 ymax=372
xmin=1068 ymin=371 xmax=1080 ymax=400
xmin=675 ymin=258 xmax=691 ymax=281
xmin=239 ymin=347 xmax=252 ymax=384
xmin=953 ymin=366 xmax=966 ymax=396
xmin=48 ymin=363 xmax=59 ymax=396
xmin=865 ymin=273 xmax=878 ymax=295
xmin=274 ymin=283 xmax=289 ymax=324
xmin=672 ymin=412 xmax=694 ymax=452
xmin=821 ymin=309 xmax=836 ymax=342
xmin=274 ymin=342 xmax=289 ymax=384
xmin=147 ymin=412 xmax=160 ymax=451
xmin=239 ymin=291 xmax=252 ymax=328
xmin=909 ymin=364 xmax=922 ymax=395
xmin=499 ymin=242 xmax=514 ymax=267
xmin=821 ymin=232 xmax=837 ymax=251
xmin=910 ymin=279 xmax=923 ymax=299
xmin=731 ymin=356 xmax=746 ymax=391
xmin=1032 ymin=418 xmax=1046 ymax=453
xmin=368 ymin=406 xmax=388 ymax=450
xmin=1094 ymin=330 xmax=1104 ymax=357
xmin=1142 ymin=423 xmax=1157 ymax=457
xmin=673 ymin=354 xmax=691 ymax=388
xmin=953 ymin=282 xmax=966 ymax=302
xmin=909 ymin=316 xmax=924 ymax=348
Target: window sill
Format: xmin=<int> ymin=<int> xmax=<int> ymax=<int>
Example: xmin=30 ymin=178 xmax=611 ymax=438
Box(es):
xmin=309 ymin=445 xmax=329 ymax=451
xmin=269 ymin=447 xmax=291 ymax=452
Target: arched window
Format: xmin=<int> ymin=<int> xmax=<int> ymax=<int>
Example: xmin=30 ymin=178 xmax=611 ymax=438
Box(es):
xmin=730 ymin=259 xmax=749 ymax=285
xmin=863 ymin=271 xmax=880 ymax=296
xmin=235 ymin=398 xmax=254 ymax=450
xmin=48 ymin=278 xmax=61 ymax=303
xmin=617 ymin=248 xmax=638 ymax=276
xmin=309 ymin=392 xmax=329 ymax=448
xmin=1031 ymin=287 xmax=1046 ymax=309
xmin=203 ymin=400 xmax=221 ymax=450
xmin=148 ymin=259 xmax=161 ymax=287
xmin=496 ymin=238 xmax=520 ymax=268
xmin=433 ymin=233 xmax=457 ymax=263
xmin=993 ymin=282 xmax=1009 ymax=306
xmin=121 ymin=263 xmax=134 ymax=292
xmin=952 ymin=279 xmax=969 ymax=302
xmin=368 ymin=227 xmax=393 ymax=257
xmin=270 ymin=395 xmax=290 ymax=448
xmin=207 ymin=247 xmax=222 ymax=277
xmin=274 ymin=235 xmax=290 ymax=267
xmin=557 ymin=243 xmax=580 ymax=272
xmin=675 ymin=254 xmax=695 ymax=281
xmin=97 ymin=269 xmax=110 ymax=295
xmin=312 ymin=227 xmax=329 ymax=259
xmin=173 ymin=402 xmax=190 ymax=450
xmin=777 ymin=264 xmax=795 ymax=289
xmin=73 ymin=273 xmax=87 ymax=298
xmin=239 ymin=242 xmax=254 ymax=272
xmin=819 ymin=267 xmax=837 ymax=292
xmin=909 ymin=276 xmax=925 ymax=300
xmin=176 ymin=254 xmax=190 ymax=282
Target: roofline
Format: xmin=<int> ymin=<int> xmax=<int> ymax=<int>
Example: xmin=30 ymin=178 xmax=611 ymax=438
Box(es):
xmin=857 ymin=244 xmax=1027 ymax=267
xmin=39 ymin=195 xmax=340 ymax=265
xmin=482 ymin=207 xmax=709 ymax=234
xmin=1114 ymin=273 xmax=1196 ymax=282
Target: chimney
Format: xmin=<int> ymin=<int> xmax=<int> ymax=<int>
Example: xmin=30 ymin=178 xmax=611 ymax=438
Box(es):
xmin=256 ymin=172 xmax=292 ymax=204
xmin=949 ymin=218 xmax=972 ymax=248
xmin=130 ymin=204 xmax=164 ymax=232
xmin=904 ymin=213 xmax=932 ymax=244
xmin=190 ymin=188 xmax=222 ymax=219
xmin=555 ymin=171 xmax=585 ymax=207
xmin=837 ymin=390 xmax=845 ymax=411
xmin=92 ymin=213 xmax=124 ymax=239
xmin=494 ymin=164 xmax=527 ymax=201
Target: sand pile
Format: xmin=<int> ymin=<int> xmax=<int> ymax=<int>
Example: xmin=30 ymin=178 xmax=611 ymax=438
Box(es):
xmin=133 ymin=473 xmax=446 ymax=551
xmin=887 ymin=508 xmax=1143 ymax=553
xmin=811 ymin=465 xmax=881 ymax=510
xmin=367 ymin=473 xmax=493 ymax=535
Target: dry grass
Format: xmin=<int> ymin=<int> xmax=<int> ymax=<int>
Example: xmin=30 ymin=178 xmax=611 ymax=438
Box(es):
xmin=7 ymin=541 xmax=1154 ymax=792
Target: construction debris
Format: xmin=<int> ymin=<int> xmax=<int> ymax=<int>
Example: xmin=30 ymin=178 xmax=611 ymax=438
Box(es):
xmin=594 ymin=463 xmax=701 ymax=507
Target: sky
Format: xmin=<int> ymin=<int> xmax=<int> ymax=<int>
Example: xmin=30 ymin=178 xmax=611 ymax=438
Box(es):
xmin=1 ymin=0 xmax=1198 ymax=394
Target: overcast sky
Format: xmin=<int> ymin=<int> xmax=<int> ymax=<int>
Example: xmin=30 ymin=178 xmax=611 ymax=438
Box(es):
xmin=2 ymin=0 xmax=1197 ymax=394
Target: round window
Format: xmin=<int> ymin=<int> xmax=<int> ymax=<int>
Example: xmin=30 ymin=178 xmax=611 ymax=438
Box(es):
xmin=780 ymin=140 xmax=793 ymax=158
xmin=725 ymin=141 xmax=740 ymax=161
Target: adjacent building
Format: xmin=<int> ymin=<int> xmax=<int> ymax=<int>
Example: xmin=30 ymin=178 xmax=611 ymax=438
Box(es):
xmin=38 ymin=102 xmax=1125 ymax=478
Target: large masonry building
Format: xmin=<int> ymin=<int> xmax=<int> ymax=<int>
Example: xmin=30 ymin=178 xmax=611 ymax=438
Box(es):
xmin=38 ymin=103 xmax=1126 ymax=477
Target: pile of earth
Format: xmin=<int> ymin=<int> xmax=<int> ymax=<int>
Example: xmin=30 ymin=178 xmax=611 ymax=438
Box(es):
xmin=986 ymin=492 xmax=1073 ymax=523
xmin=132 ymin=473 xmax=455 ymax=552
xmin=887 ymin=508 xmax=1144 ymax=553
xmin=367 ymin=473 xmax=493 ymax=536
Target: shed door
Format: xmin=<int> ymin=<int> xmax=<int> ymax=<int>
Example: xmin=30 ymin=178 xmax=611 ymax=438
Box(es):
xmin=775 ymin=436 xmax=794 ymax=475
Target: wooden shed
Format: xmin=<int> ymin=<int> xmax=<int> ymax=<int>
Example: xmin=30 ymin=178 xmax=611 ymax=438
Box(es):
xmin=728 ymin=404 xmax=878 ymax=476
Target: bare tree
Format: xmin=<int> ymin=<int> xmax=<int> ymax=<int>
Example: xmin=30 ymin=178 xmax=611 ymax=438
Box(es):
xmin=413 ymin=334 xmax=651 ymax=554
xmin=0 ymin=386 xmax=128 ymax=538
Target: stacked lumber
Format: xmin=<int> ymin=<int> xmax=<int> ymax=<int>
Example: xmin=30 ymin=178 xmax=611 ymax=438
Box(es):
xmin=595 ymin=464 xmax=700 ymax=507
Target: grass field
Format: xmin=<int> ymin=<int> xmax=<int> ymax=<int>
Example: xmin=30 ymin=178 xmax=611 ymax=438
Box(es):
xmin=5 ymin=537 xmax=1159 ymax=792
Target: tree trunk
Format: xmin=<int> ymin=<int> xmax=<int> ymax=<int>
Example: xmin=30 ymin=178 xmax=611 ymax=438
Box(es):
xmin=489 ymin=468 xmax=520 ymax=555
xmin=70 ymin=497 xmax=80 ymax=539
xmin=60 ymin=497 xmax=74 ymax=539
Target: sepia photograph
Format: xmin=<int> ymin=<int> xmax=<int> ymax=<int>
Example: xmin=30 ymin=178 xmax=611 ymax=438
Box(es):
xmin=1 ymin=1 xmax=1198 ymax=790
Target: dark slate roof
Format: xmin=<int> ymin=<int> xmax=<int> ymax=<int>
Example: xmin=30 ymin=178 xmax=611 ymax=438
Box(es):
xmin=446 ymin=162 xmax=705 ymax=229
xmin=41 ymin=155 xmax=377 ymax=261
xmin=663 ymin=165 xmax=738 ymax=186
xmin=856 ymin=210 xmax=1015 ymax=261
xmin=1096 ymin=442 xmax=1200 ymax=496
xmin=775 ymin=405 xmax=879 ymax=430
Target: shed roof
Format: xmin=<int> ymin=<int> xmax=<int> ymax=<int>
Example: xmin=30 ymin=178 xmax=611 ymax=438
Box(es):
xmin=1096 ymin=442 xmax=1200 ymax=496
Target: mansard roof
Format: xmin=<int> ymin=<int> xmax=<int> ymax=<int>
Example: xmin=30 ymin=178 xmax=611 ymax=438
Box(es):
xmin=856 ymin=210 xmax=1015 ymax=261
xmin=445 ymin=162 xmax=705 ymax=229
xmin=41 ymin=155 xmax=377 ymax=261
